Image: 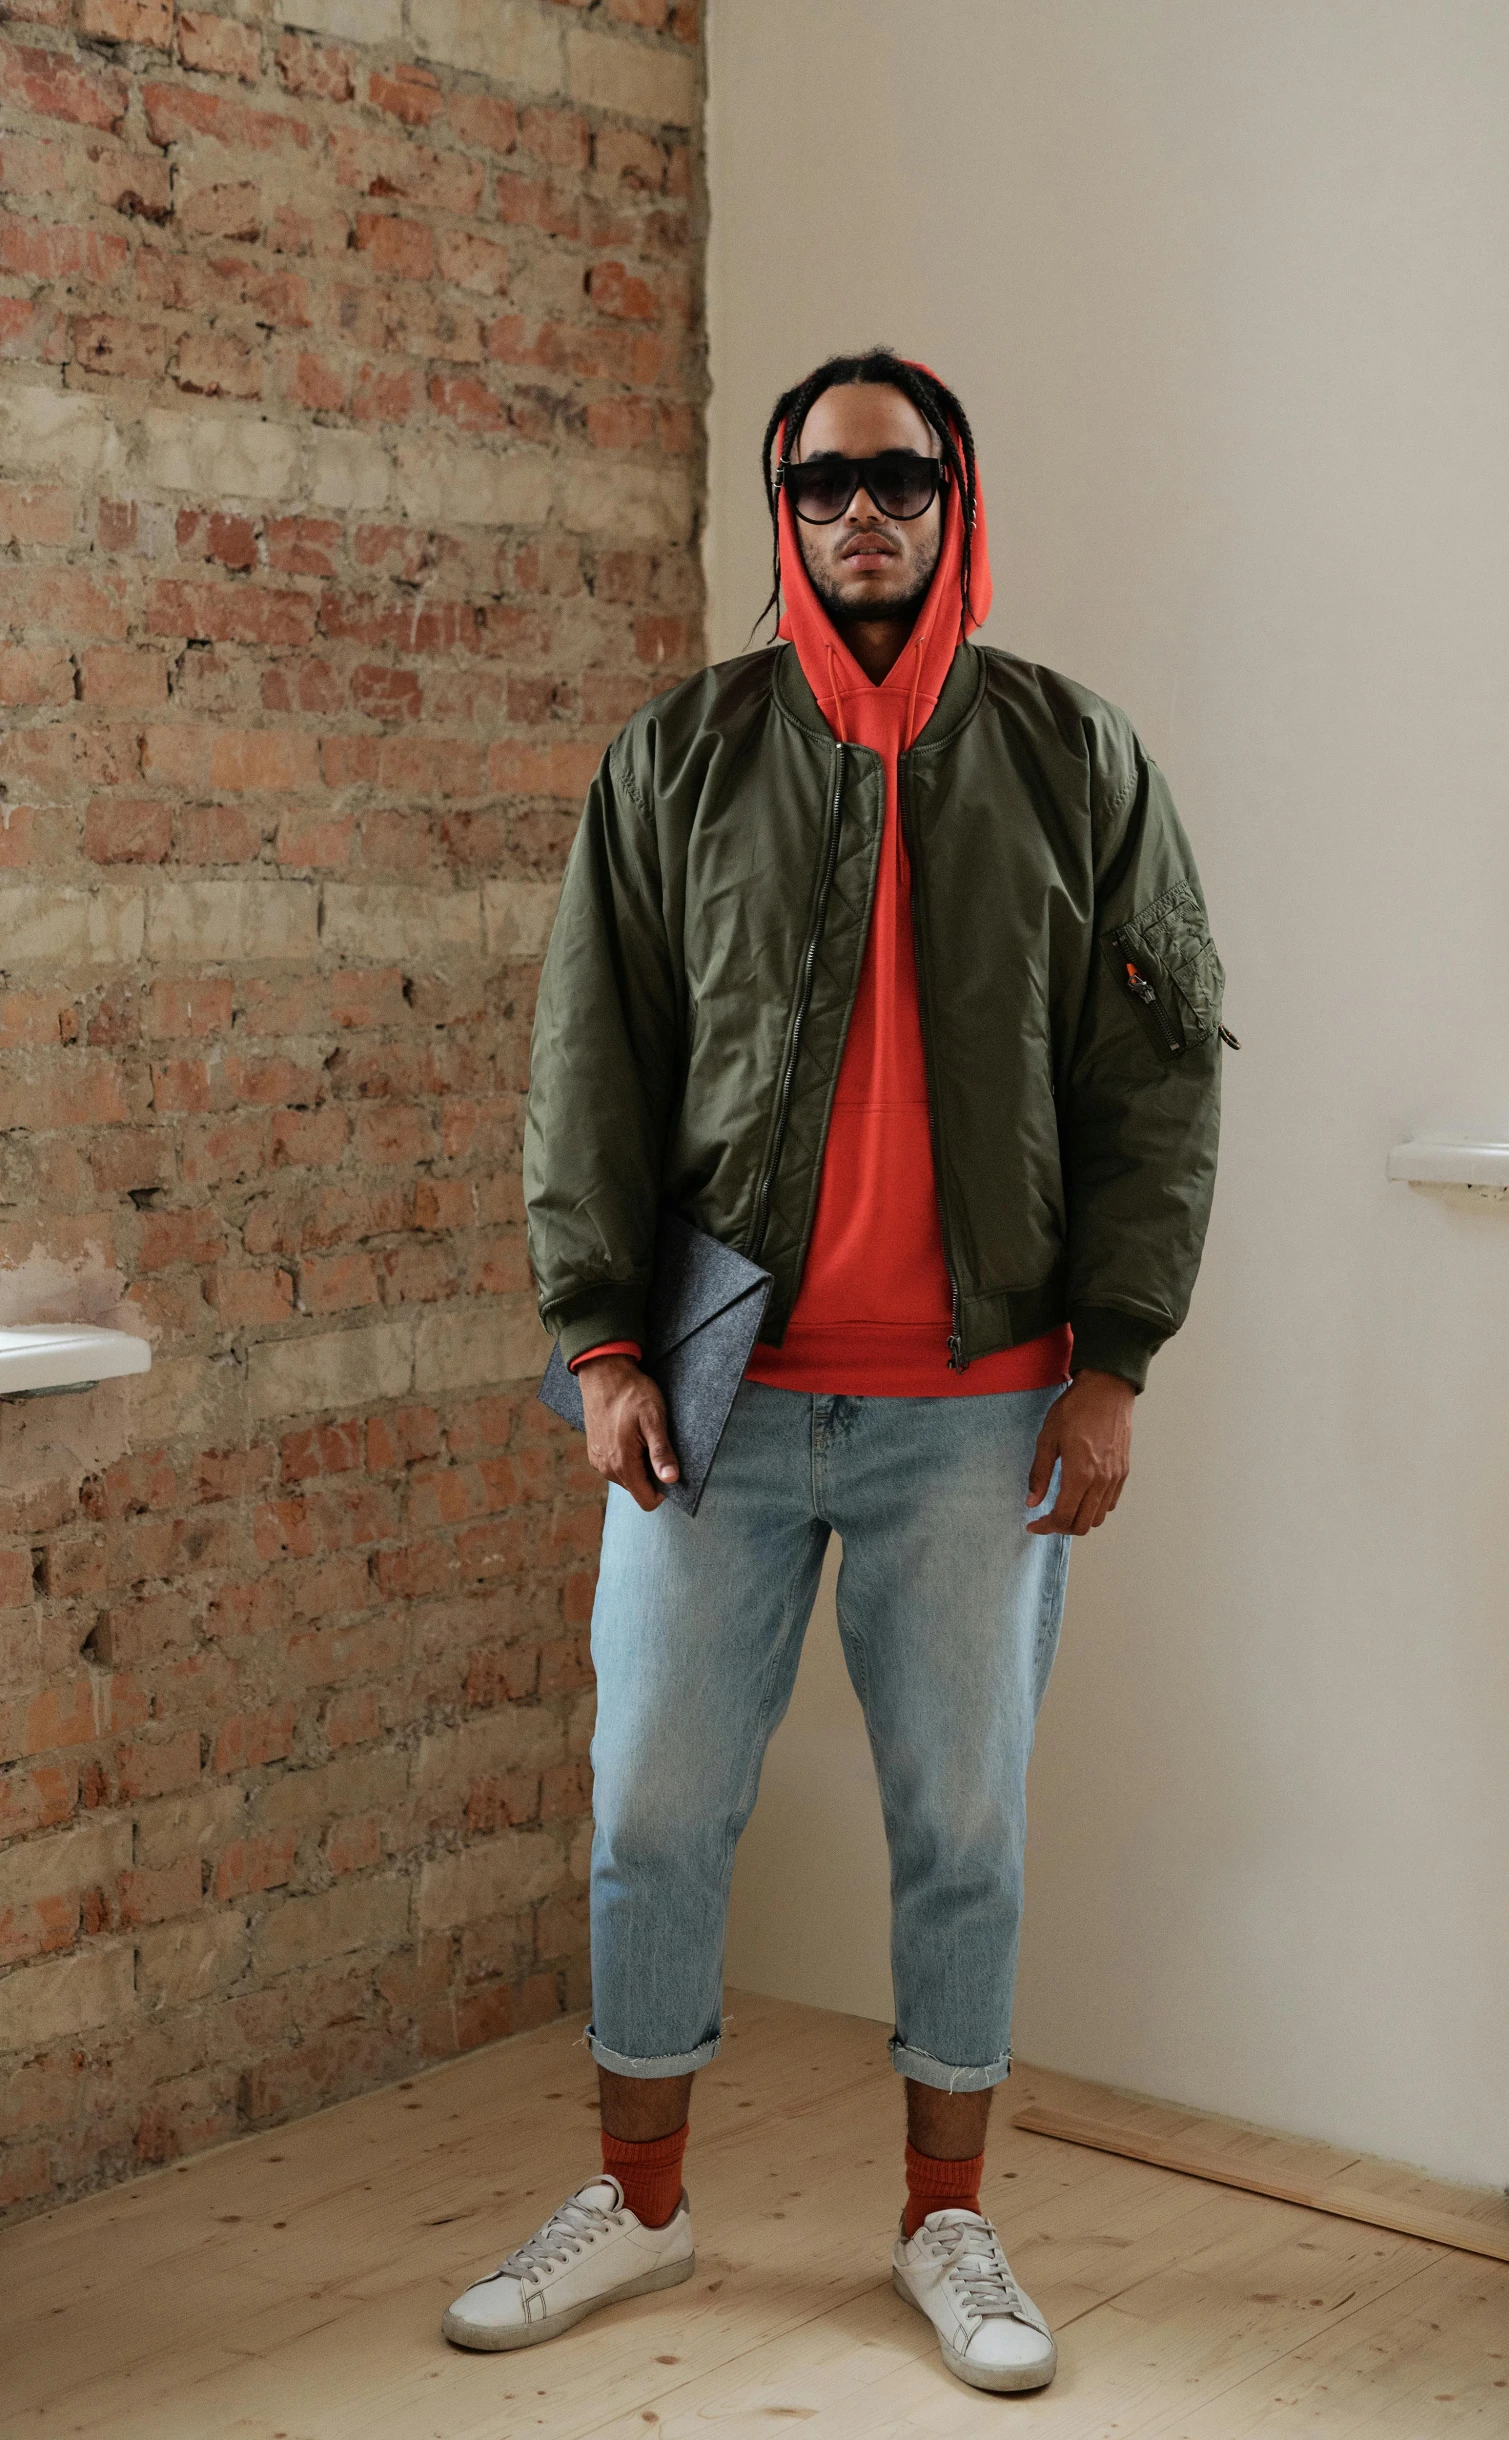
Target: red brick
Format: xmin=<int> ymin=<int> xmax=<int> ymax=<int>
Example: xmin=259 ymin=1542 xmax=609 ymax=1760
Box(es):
xmin=79 ymin=649 xmax=169 ymax=711
xmin=147 ymin=977 xmax=233 ymax=1040
xmin=274 ymin=31 xmax=353 ymax=102
xmin=215 ymin=1829 xmax=296 ymax=1899
xmin=0 ymin=1761 xmax=76 ymax=1838
xmin=174 ymin=332 xmax=263 ymax=400
xmin=212 ymin=1264 xmax=295 ymax=1326
xmin=79 ymin=0 xmax=172 ymax=42
xmin=143 ymin=82 xmax=310 ymax=154
xmin=177 ymin=9 xmax=262 ymax=80
xmin=73 ymin=314 xmax=165 ymax=380
xmin=446 ymin=92 xmax=518 ymax=156
xmin=265 ymin=515 xmax=340 ymax=578
xmin=176 ymin=509 xmax=259 ymax=570
xmin=214 ymin=1701 xmax=296 ymax=1774
xmin=368 ymin=64 xmax=443 ymax=125
xmin=352 ymin=214 xmax=435 ymax=282
xmin=0 ymin=45 xmax=129 ymax=133
xmin=587 ymin=261 xmax=657 ymax=321
xmin=8 ymin=568 xmax=128 ymax=641
xmin=116 ymin=1729 xmax=201 ymax=1801
xmin=0 ymin=481 xmax=76 ymax=546
xmin=138 ymin=1207 xmax=224 ymax=1270
xmin=119 ymin=1853 xmax=202 ymax=1927
xmin=324 ymin=1686 xmax=380 ymax=1749
xmin=0 ymin=220 xmax=129 ymax=281
xmin=0 ymin=645 xmax=72 ymax=708
xmin=0 ymin=991 xmax=77 ymax=1049
xmin=179 ymin=805 xmax=263 ymax=864
xmin=436 ymin=233 xmax=510 ymax=297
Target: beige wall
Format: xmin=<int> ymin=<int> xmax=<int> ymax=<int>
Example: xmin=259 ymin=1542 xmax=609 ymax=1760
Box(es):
xmin=710 ymin=0 xmax=1509 ymax=2187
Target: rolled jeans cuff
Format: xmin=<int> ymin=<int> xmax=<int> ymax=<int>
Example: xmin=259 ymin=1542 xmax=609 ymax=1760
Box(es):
xmin=584 ymin=2022 xmax=722 ymax=2079
xmin=888 ymin=2034 xmax=1013 ymax=2093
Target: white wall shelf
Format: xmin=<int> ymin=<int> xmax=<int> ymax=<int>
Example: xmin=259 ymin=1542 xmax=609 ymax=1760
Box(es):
xmin=0 ymin=1325 xmax=152 ymax=1400
xmin=1386 ymin=1140 xmax=1509 ymax=1194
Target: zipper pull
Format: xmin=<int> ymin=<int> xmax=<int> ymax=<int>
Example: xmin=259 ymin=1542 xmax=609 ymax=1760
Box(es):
xmin=1122 ymin=959 xmax=1184 ymax=1056
xmin=1219 ymin=1023 xmax=1241 ymax=1050
xmin=947 ymin=1284 xmax=967 ymax=1373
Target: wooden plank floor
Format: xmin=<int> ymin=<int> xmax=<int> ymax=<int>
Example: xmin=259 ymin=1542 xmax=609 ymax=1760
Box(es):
xmin=2 ymin=1989 xmax=1505 ymax=2438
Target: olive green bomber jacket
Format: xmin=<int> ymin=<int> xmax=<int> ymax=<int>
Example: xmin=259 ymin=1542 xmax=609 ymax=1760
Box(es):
xmin=524 ymin=640 xmax=1225 ymax=1393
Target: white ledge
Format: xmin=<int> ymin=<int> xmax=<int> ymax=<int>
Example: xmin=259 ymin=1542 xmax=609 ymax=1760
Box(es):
xmin=0 ymin=1325 xmax=152 ymax=1398
xmin=1386 ymin=1139 xmax=1509 ymax=1189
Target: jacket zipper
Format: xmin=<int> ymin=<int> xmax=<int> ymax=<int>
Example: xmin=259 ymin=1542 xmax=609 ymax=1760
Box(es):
xmin=752 ymin=744 xmax=846 ymax=1255
xmin=1121 ymin=957 xmax=1185 ymax=1056
xmin=899 ymin=759 xmax=968 ymax=1372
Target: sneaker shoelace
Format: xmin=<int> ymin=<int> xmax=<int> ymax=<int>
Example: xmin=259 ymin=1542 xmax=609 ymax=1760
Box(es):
xmin=501 ymin=2191 xmax=618 ymax=2284
xmin=931 ymin=2220 xmax=1031 ymax=2327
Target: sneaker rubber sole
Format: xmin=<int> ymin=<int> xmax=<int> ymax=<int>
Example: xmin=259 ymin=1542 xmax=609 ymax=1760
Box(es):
xmin=891 ymin=2264 xmax=1058 ymax=2394
xmin=443 ymin=2251 xmax=696 ymax=2352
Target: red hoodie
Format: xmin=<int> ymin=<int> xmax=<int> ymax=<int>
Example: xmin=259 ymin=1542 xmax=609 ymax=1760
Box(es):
xmin=742 ymin=416 xmax=1070 ymax=1397
xmin=573 ymin=399 xmax=1070 ymax=1398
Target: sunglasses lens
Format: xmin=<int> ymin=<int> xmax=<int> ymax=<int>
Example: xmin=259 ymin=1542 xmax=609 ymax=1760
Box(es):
xmin=866 ymin=457 xmax=940 ymax=519
xmin=785 ymin=463 xmax=855 ymax=523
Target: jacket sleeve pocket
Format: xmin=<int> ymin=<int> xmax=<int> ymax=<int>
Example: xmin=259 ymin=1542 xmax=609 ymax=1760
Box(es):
xmin=1104 ymin=881 xmax=1224 ymax=1059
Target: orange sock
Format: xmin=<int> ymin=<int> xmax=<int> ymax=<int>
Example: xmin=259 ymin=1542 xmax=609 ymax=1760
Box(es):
xmin=601 ymin=2121 xmax=688 ymax=2229
xmin=903 ymin=2138 xmax=985 ymax=2238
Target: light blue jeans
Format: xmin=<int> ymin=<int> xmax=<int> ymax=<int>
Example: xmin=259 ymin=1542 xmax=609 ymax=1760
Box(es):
xmin=585 ymin=1378 xmax=1070 ymax=2093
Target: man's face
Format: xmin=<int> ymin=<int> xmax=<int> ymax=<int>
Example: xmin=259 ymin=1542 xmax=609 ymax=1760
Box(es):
xmin=791 ymin=383 xmax=943 ymax=627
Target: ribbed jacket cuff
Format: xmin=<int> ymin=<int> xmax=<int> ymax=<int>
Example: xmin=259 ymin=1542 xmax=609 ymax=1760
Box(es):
xmin=549 ymin=1286 xmax=649 ymax=1370
xmin=1067 ymin=1306 xmax=1164 ymax=1393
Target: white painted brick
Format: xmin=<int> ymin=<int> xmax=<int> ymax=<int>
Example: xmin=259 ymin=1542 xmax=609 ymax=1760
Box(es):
xmin=274 ymin=0 xmax=401 ymax=39
xmin=410 ymin=0 xmax=561 ymax=90
xmin=147 ymin=880 xmax=319 ymax=965
xmin=558 ymin=457 xmax=693 ymax=543
xmin=0 ymin=383 xmax=125 ymax=482
xmin=392 ymin=436 xmax=554 ymax=530
xmin=415 ymin=1708 xmax=565 ymax=1811
xmin=413 ymin=1296 xmax=549 ymax=1396
xmin=320 ymin=883 xmax=483 ymax=965
xmin=257 ymin=1750 xmax=409 ymax=1834
xmin=0 ymin=1818 xmax=132 ymax=1911
xmin=131 ymin=1352 xmax=245 ymax=1451
xmin=251 ymin=1876 xmax=409 ymax=1974
xmin=309 ymin=430 xmax=390 ymax=513
xmin=417 ymin=1829 xmax=563 ymax=1931
xmin=565 ymin=24 xmax=698 ymax=125
xmin=136 ymin=1912 xmax=248 ymax=2009
xmin=0 ymin=886 xmax=145 ymax=967
xmin=135 ymin=1784 xmax=247 ymax=1871
xmin=138 ymin=410 xmax=301 ymax=502
xmin=247 ymin=1322 xmax=413 ymax=1420
xmin=0 ymin=1942 xmax=136 ymax=2052
xmin=482 ymin=878 xmax=558 ymax=962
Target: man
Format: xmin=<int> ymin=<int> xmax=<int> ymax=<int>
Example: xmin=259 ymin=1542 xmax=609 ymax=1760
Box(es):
xmin=443 ymin=352 xmax=1226 ymax=2395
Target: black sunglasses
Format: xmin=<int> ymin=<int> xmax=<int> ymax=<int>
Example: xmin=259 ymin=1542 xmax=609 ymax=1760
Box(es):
xmin=778 ymin=451 xmax=948 ymax=525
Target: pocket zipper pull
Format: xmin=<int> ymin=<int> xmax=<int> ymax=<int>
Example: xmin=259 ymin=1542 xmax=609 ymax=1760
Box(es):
xmin=1219 ymin=1024 xmax=1241 ymax=1050
xmin=1122 ymin=959 xmax=1183 ymax=1055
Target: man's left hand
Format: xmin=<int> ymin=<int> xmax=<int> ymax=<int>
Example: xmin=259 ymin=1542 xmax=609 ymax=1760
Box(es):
xmin=1026 ymin=1369 xmax=1135 ymax=1536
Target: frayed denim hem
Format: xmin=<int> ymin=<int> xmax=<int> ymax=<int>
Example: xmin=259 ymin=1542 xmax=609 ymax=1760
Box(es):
xmin=585 ymin=2023 xmax=722 ymax=2078
xmin=889 ymin=2034 xmax=1013 ymax=2093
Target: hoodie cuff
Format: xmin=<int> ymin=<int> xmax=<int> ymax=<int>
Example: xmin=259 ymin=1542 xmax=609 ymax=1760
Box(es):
xmin=568 ymin=1340 xmax=642 ymax=1374
xmin=1066 ymin=1306 xmax=1164 ymax=1394
xmin=549 ymin=1286 xmax=649 ymax=1371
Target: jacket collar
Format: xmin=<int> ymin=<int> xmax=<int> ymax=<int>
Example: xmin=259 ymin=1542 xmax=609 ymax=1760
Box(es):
xmin=771 ymin=638 xmax=983 ymax=753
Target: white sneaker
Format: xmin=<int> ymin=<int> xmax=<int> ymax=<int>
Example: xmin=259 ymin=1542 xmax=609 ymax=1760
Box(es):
xmin=892 ymin=2207 xmax=1058 ymax=2393
xmin=442 ymin=2175 xmax=695 ymax=2351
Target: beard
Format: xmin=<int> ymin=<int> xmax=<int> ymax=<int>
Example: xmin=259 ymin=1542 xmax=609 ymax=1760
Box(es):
xmin=805 ymin=548 xmax=940 ymax=629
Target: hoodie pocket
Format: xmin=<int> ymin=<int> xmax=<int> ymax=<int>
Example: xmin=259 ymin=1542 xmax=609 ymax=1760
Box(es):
xmin=1106 ymin=883 xmax=1224 ymax=1059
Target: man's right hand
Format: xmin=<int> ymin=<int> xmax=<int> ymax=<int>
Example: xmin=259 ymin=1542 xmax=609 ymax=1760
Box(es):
xmin=576 ymin=1354 xmax=680 ymax=1511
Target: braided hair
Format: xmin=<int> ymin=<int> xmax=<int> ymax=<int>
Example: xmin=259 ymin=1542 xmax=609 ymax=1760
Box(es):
xmin=755 ymin=349 xmax=978 ymax=641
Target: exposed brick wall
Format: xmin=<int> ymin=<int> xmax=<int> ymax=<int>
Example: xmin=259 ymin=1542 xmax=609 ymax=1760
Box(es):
xmin=0 ymin=0 xmax=703 ymax=2221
